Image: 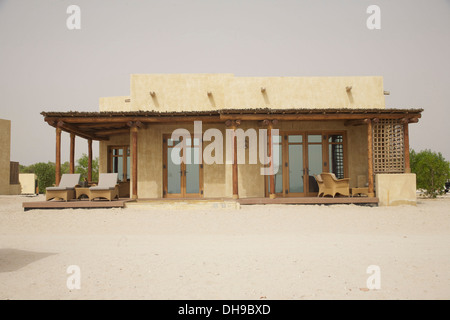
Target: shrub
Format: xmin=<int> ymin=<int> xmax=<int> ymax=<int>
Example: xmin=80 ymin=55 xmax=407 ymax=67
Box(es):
xmin=410 ymin=149 xmax=450 ymax=198
xmin=76 ymin=153 xmax=99 ymax=182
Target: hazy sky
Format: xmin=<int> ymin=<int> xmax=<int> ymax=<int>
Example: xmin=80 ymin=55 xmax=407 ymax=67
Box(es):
xmin=0 ymin=0 xmax=449 ymax=165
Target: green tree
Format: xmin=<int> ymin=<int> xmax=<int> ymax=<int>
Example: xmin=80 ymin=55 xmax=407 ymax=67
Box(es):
xmin=410 ymin=149 xmax=450 ymax=198
xmin=19 ymin=164 xmax=33 ymax=173
xmin=29 ymin=162 xmax=56 ymax=194
xmin=75 ymin=153 xmax=99 ymax=182
xmin=19 ymin=155 xmax=99 ymax=193
xmin=61 ymin=161 xmax=70 ymax=175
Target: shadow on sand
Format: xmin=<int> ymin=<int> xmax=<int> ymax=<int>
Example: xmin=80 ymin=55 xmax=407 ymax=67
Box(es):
xmin=0 ymin=249 xmax=56 ymax=273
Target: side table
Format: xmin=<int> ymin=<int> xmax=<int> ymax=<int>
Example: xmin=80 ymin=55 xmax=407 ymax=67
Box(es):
xmin=351 ymin=187 xmax=369 ymax=197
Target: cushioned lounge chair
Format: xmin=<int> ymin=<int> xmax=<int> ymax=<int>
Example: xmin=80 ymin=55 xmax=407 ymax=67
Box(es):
xmin=318 ymin=172 xmax=350 ymax=197
xmin=89 ymin=173 xmax=119 ymax=201
xmin=46 ymin=174 xmax=81 ymax=201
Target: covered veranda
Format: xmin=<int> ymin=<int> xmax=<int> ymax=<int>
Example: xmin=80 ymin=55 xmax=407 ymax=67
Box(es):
xmin=25 ymin=108 xmax=422 ymax=209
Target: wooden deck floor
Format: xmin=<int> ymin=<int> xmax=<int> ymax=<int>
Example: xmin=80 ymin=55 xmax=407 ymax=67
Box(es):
xmin=23 ymin=196 xmax=378 ymax=210
xmin=237 ymin=196 xmax=379 ymax=205
xmin=23 ymin=198 xmax=133 ymax=211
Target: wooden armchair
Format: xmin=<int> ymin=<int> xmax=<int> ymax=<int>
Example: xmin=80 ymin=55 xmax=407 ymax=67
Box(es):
xmin=314 ymin=174 xmax=326 ymax=197
xmin=318 ymin=172 xmax=350 ymax=197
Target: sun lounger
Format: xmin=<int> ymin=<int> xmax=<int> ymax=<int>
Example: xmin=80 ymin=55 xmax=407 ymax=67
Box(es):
xmin=89 ymin=173 xmax=119 ymax=201
xmin=46 ymin=174 xmax=81 ymax=201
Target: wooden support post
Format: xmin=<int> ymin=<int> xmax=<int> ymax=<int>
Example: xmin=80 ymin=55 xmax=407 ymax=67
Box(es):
xmin=268 ymin=122 xmax=276 ymax=199
xmin=55 ymin=127 xmax=62 ymax=186
xmin=403 ymin=122 xmax=410 ymax=173
xmin=367 ymin=120 xmax=374 ymax=197
xmin=232 ymin=123 xmax=239 ymax=199
xmin=226 ymin=120 xmax=240 ymax=199
xmin=233 ymin=129 xmax=239 ymax=199
xmin=70 ymin=133 xmax=75 ymax=174
xmin=88 ymin=139 xmax=93 ymax=183
xmin=131 ymin=126 xmax=138 ymax=199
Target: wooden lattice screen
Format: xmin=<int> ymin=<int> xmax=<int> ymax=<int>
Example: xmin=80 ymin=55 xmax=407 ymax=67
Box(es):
xmin=372 ymin=119 xmax=405 ymax=173
xmin=330 ymin=137 xmax=344 ymax=179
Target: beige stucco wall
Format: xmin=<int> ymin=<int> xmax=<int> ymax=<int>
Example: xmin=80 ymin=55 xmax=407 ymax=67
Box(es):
xmin=228 ymin=76 xmax=385 ymax=110
xmin=0 ymin=119 xmax=12 ymax=195
xmin=19 ymin=173 xmax=37 ymax=194
xmin=100 ymin=74 xmax=385 ymax=112
xmin=99 ymin=96 xmax=131 ymax=112
xmin=375 ymin=173 xmax=417 ymax=206
xmin=0 ymin=119 xmax=21 ymax=195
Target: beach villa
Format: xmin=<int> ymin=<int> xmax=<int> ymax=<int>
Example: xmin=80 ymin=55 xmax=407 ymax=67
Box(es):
xmin=40 ymin=74 xmax=422 ymax=206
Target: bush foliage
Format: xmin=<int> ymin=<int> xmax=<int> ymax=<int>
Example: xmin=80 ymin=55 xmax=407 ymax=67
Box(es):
xmin=20 ymin=155 xmax=98 ymax=193
xmin=410 ymin=149 xmax=450 ymax=198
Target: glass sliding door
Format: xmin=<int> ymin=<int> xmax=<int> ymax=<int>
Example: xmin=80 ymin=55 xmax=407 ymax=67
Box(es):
xmin=109 ymin=146 xmax=130 ymax=182
xmin=185 ymin=137 xmax=201 ymax=195
xmin=163 ymin=135 xmax=203 ymax=198
xmin=265 ymin=131 xmax=347 ymax=197
xmin=166 ymin=138 xmax=182 ymax=196
xmin=108 ymin=146 xmax=131 ymax=198
xmin=266 ymin=133 xmax=306 ymax=197
xmin=307 ymin=135 xmax=323 ymax=194
xmin=267 ymin=135 xmax=283 ymax=195
xmin=287 ymin=134 xmax=305 ymax=195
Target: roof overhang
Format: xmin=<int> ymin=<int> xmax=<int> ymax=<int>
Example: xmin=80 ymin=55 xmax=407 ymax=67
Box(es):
xmin=41 ymin=108 xmax=423 ymax=141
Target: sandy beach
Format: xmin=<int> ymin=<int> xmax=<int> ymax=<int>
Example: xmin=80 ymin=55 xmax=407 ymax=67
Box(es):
xmin=0 ymin=195 xmax=449 ymax=300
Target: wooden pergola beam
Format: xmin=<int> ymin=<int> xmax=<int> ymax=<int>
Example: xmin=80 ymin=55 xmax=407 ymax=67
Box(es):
xmin=77 ymin=122 xmax=128 ymax=129
xmin=220 ymin=113 xmax=421 ymax=121
xmin=400 ymin=117 xmax=419 ymax=124
xmin=45 ymin=116 xmax=223 ymax=124
xmin=95 ymin=128 xmax=131 ymax=137
xmin=47 ymin=119 xmax=108 ymax=141
xmin=43 ymin=113 xmax=422 ymax=131
xmin=344 ymin=118 xmax=370 ymax=126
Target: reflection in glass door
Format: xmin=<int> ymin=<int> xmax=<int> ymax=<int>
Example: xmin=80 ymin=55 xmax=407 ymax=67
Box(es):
xmin=267 ymin=133 xmax=307 ymax=197
xmin=287 ymin=135 xmax=304 ymax=195
xmin=307 ymin=135 xmax=323 ymax=194
xmin=166 ymin=138 xmax=181 ymax=195
xmin=185 ymin=137 xmax=201 ymax=195
xmin=267 ymin=135 xmax=283 ymax=195
xmin=163 ymin=135 xmax=203 ymax=198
